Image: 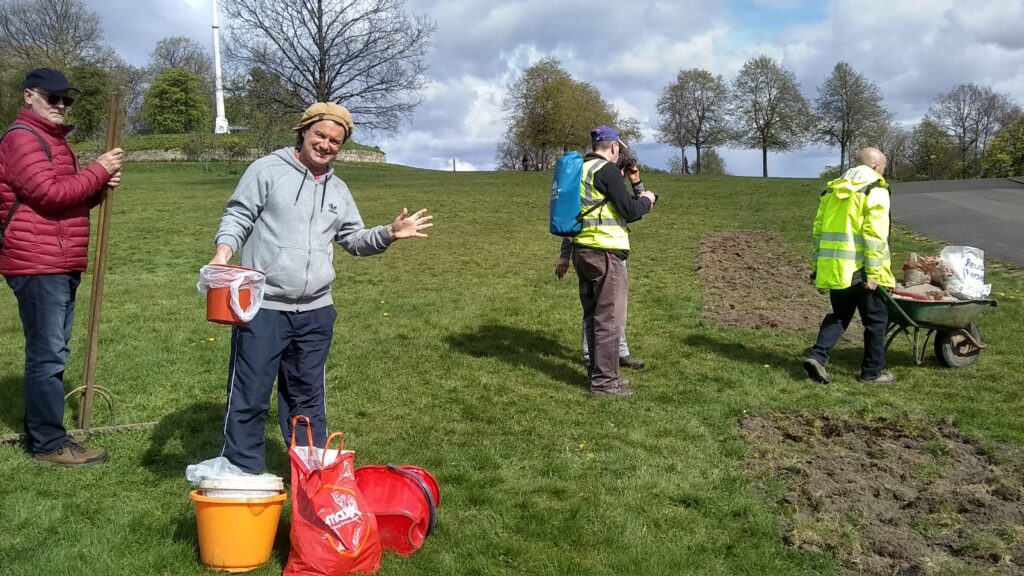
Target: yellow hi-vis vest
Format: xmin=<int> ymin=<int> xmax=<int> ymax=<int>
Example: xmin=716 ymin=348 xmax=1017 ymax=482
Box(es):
xmin=572 ymin=158 xmax=630 ymax=251
xmin=812 ymin=165 xmax=895 ymax=290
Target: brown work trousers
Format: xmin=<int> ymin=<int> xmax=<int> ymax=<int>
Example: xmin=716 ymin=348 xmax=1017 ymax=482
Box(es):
xmin=572 ymin=247 xmax=628 ymax=391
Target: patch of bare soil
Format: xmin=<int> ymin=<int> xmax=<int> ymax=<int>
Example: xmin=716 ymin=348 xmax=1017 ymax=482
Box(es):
xmin=741 ymin=412 xmax=1024 ymax=576
xmin=696 ymin=230 xmax=838 ymax=331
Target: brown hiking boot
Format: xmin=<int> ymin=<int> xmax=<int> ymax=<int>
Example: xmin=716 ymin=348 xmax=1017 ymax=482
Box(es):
xmin=619 ymin=355 xmax=645 ymax=370
xmin=33 ymin=441 xmax=107 ymax=467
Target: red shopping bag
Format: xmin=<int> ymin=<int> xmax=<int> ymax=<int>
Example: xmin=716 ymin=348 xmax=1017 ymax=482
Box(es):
xmin=284 ymin=416 xmax=382 ymax=576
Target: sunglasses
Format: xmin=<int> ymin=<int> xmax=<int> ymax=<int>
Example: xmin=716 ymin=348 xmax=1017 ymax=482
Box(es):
xmin=33 ymin=90 xmax=74 ymax=107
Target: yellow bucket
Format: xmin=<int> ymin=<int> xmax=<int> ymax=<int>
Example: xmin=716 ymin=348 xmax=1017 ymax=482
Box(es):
xmin=189 ymin=490 xmax=288 ymax=572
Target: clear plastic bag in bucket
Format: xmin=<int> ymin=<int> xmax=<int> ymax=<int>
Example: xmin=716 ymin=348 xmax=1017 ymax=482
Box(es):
xmin=197 ymin=265 xmax=266 ymax=324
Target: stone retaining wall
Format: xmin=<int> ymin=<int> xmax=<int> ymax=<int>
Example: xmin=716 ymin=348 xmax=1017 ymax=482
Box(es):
xmin=78 ymin=148 xmax=386 ymax=164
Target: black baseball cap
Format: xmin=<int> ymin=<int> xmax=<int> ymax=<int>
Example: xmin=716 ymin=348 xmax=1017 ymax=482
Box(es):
xmin=23 ymin=68 xmax=76 ymax=93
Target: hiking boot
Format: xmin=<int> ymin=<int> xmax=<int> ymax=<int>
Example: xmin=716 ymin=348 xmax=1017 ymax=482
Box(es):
xmin=33 ymin=441 xmax=107 ymax=467
xmin=857 ymin=372 xmax=896 ymax=385
xmin=590 ymin=379 xmax=635 ymax=398
xmin=619 ymin=355 xmax=645 ymax=370
xmin=802 ymin=358 xmax=831 ymax=384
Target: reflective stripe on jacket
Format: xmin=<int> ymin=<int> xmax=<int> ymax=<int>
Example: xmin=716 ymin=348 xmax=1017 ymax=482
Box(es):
xmin=812 ymin=165 xmax=895 ymax=289
xmin=572 ymin=158 xmax=629 ymax=251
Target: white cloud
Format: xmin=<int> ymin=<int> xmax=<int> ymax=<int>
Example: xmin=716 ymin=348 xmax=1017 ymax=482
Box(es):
xmin=81 ymin=0 xmax=1024 ymax=175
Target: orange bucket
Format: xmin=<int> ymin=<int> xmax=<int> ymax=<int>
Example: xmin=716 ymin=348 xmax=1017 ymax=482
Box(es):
xmin=203 ymin=265 xmax=264 ymax=326
xmin=189 ymin=490 xmax=287 ymax=572
xmin=207 ymin=285 xmax=253 ymax=325
xmin=354 ymin=465 xmax=438 ymax=556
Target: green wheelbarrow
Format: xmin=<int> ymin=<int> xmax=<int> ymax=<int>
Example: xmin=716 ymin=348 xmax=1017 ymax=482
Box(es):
xmin=880 ymin=289 xmax=998 ymax=367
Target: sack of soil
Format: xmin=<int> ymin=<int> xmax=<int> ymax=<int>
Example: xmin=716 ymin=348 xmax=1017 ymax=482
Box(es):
xmin=900 ymin=253 xmax=943 ymax=287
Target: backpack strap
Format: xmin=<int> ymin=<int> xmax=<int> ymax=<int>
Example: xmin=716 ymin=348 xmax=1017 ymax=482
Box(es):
xmin=1 ymin=124 xmax=53 ymax=246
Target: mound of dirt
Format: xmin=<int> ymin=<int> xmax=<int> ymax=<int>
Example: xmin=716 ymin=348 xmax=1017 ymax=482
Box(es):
xmin=696 ymin=230 xmax=836 ymax=331
xmin=741 ymin=412 xmax=1024 ymax=576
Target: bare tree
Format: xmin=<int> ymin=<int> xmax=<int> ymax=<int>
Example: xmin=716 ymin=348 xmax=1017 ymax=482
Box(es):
xmin=150 ymin=36 xmax=213 ymax=80
xmin=865 ymin=120 xmax=911 ymax=181
xmin=656 ymin=68 xmax=730 ymax=174
xmin=0 ymin=0 xmax=106 ymax=70
xmin=928 ymin=83 xmax=1018 ymax=178
xmin=814 ymin=61 xmax=891 ymax=172
xmin=221 ymin=0 xmax=434 ymax=134
xmin=730 ymin=55 xmax=812 ymax=177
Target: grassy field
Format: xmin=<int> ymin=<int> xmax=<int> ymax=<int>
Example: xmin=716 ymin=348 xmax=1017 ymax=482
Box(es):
xmin=1 ymin=162 xmax=1021 ymax=575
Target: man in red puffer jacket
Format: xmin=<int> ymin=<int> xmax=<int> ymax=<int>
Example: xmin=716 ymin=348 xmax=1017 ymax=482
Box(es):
xmin=0 ymin=68 xmax=124 ymax=466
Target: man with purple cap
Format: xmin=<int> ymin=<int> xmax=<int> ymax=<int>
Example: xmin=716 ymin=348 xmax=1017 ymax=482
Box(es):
xmin=209 ymin=102 xmax=433 ymax=474
xmin=570 ymin=126 xmax=656 ymax=397
xmin=0 ymin=68 xmax=124 ymax=465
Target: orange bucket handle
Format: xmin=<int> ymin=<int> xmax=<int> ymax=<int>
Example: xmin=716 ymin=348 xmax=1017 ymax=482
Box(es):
xmin=290 ymin=415 xmax=315 ymax=449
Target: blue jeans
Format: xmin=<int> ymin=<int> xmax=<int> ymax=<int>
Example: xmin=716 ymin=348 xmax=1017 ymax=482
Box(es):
xmin=5 ymin=273 xmax=80 ymax=454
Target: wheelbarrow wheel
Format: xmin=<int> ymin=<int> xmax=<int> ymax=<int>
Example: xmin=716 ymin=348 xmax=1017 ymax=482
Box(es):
xmin=934 ymin=323 xmax=982 ymax=368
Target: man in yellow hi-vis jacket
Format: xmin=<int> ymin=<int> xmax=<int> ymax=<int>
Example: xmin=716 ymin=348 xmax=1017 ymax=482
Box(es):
xmin=803 ymin=147 xmax=896 ymax=385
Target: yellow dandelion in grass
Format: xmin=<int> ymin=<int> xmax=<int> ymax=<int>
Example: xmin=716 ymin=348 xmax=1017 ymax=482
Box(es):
xmin=577 ymin=442 xmax=586 ymax=450
xmin=207 ymin=337 xmax=216 ymax=343
xmin=383 ymin=312 xmax=390 ymax=317
xmin=763 ymin=364 xmax=771 ymax=368
xmin=379 ymin=299 xmax=386 ymax=304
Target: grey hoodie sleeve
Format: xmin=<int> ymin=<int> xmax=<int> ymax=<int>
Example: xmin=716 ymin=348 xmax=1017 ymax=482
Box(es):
xmin=334 ymin=196 xmax=395 ymax=256
xmin=214 ymin=161 xmax=270 ymax=254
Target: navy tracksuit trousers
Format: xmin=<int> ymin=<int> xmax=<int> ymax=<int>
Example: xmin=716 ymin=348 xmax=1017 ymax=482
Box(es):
xmin=220 ymin=306 xmax=336 ymax=474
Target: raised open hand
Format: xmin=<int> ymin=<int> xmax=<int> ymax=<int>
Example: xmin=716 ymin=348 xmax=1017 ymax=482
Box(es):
xmin=388 ymin=208 xmax=433 ymax=240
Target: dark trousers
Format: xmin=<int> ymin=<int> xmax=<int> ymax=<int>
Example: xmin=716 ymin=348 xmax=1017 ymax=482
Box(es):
xmin=573 ymin=248 xmax=628 ymax=391
xmin=808 ymin=284 xmax=888 ymax=378
xmin=221 ymin=306 xmax=336 ymax=474
xmin=5 ymin=273 xmax=80 ymax=454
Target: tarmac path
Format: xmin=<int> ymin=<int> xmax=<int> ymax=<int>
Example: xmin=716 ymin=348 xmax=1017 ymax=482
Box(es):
xmin=890 ymin=178 xmax=1024 ymax=267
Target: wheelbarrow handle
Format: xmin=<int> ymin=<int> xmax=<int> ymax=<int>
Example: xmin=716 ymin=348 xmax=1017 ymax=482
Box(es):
xmin=878 ymin=287 xmax=918 ymax=328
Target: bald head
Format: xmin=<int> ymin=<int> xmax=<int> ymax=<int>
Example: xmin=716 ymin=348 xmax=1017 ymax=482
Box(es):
xmin=857 ymin=147 xmax=887 ymax=175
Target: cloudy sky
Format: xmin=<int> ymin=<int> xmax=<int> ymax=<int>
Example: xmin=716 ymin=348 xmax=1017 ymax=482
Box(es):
xmin=88 ymin=0 xmax=1023 ymax=176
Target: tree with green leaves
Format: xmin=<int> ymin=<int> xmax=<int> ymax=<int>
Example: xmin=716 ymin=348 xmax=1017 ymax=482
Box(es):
xmin=224 ymin=67 xmax=300 ymax=154
xmin=143 ymin=68 xmax=208 ymax=134
xmin=64 ymin=64 xmax=110 ymax=141
xmin=814 ymin=61 xmax=890 ymax=172
xmin=729 ymin=55 xmax=812 ymax=177
xmin=981 ymin=116 xmax=1024 ymax=177
xmin=907 ymin=117 xmax=954 ymax=181
xmin=499 ymin=58 xmax=639 ymax=171
xmin=656 ymin=68 xmax=730 ymax=175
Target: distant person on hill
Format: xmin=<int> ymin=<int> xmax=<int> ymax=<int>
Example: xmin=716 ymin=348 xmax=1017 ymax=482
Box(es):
xmin=208 ymin=102 xmax=433 ymax=474
xmin=567 ymin=126 xmax=656 ymax=398
xmin=556 ymin=146 xmax=646 ymax=371
xmin=804 ymin=147 xmax=895 ymax=385
xmin=0 ymin=68 xmax=124 ymax=466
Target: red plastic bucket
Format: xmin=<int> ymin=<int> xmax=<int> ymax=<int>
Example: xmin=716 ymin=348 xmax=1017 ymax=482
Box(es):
xmin=354 ymin=465 xmax=438 ymax=556
xmin=204 ymin=265 xmax=263 ymax=326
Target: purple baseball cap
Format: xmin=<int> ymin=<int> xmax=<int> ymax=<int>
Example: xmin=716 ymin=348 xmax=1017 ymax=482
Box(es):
xmin=591 ymin=126 xmax=620 ymax=142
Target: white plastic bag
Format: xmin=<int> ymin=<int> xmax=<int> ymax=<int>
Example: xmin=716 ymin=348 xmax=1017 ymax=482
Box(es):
xmin=197 ymin=265 xmax=266 ymax=322
xmin=939 ymin=246 xmax=991 ymax=300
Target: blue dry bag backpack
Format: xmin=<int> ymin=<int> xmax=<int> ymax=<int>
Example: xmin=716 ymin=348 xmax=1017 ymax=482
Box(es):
xmin=549 ymin=151 xmax=607 ymax=236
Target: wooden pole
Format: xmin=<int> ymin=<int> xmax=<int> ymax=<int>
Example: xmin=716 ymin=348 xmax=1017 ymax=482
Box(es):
xmin=78 ymin=87 xmax=126 ymax=431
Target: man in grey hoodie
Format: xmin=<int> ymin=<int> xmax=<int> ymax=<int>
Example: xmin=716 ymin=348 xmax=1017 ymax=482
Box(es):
xmin=209 ymin=102 xmax=432 ymax=474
